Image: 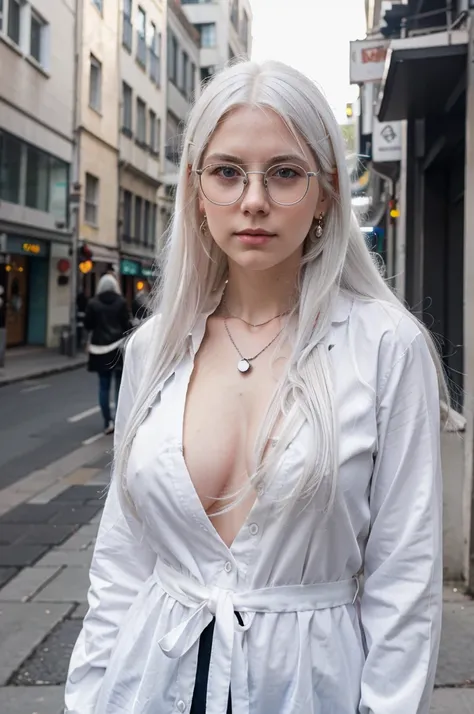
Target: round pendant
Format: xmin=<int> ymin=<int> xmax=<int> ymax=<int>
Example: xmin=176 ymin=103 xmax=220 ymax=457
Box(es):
xmin=237 ymin=359 xmax=251 ymax=373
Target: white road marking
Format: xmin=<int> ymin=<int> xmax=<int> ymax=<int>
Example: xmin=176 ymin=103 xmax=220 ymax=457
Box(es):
xmin=82 ymin=432 xmax=105 ymax=445
xmin=68 ymin=406 xmax=100 ymax=423
xmin=21 ymin=383 xmax=51 ymax=394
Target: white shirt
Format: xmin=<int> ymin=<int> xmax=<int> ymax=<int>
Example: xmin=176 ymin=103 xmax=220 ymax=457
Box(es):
xmin=65 ymin=291 xmax=443 ymax=714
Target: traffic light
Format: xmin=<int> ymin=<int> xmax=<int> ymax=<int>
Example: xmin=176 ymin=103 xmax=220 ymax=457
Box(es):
xmin=78 ymin=243 xmax=93 ymax=274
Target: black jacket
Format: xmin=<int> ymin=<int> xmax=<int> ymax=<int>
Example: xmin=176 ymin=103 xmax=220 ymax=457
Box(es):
xmin=84 ymin=291 xmax=131 ymax=372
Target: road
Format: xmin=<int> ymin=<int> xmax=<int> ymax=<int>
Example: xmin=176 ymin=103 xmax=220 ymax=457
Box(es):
xmin=0 ymin=369 xmax=107 ymax=491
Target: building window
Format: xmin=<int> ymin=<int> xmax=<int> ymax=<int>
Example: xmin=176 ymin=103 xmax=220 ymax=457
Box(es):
xmin=7 ymin=0 xmax=21 ymax=45
xmin=85 ymin=173 xmax=99 ymax=225
xmin=122 ymin=0 xmax=132 ymax=51
xmin=181 ymin=51 xmax=188 ymax=95
xmin=167 ymin=30 xmax=178 ymax=84
xmin=196 ymin=23 xmax=216 ymax=49
xmin=26 ymin=145 xmax=49 ymax=212
xmin=0 ymin=131 xmax=22 ymax=204
xmin=151 ymin=203 xmax=157 ymax=246
xmin=0 ymin=130 xmax=69 ymax=220
xmin=136 ymin=98 xmax=146 ymax=145
xmin=148 ymin=23 xmax=160 ymax=85
xmin=149 ymin=109 xmax=158 ymax=153
xmin=165 ymin=111 xmax=181 ymax=164
xmin=136 ymin=6 xmax=146 ymax=68
xmin=121 ymin=82 xmax=133 ymax=136
xmin=92 ymin=0 xmax=102 ymax=12
xmin=144 ymin=200 xmax=151 ymax=246
xmin=89 ymin=54 xmax=102 ymax=112
xmin=200 ymin=66 xmax=214 ymax=83
xmin=0 ymin=0 xmax=3 ymax=32
xmin=123 ymin=190 xmax=132 ymax=240
xmin=134 ymin=195 xmax=143 ymax=243
xmin=30 ymin=10 xmax=47 ymax=65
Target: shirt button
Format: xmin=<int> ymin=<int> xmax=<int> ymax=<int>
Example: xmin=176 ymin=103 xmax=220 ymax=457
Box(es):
xmin=176 ymin=701 xmax=186 ymax=712
xmin=224 ymin=560 xmax=232 ymax=573
xmin=249 ymin=523 xmax=259 ymax=535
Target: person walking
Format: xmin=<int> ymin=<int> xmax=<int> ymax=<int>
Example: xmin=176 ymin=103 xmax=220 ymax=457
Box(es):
xmin=84 ymin=274 xmax=131 ymax=435
xmin=65 ymin=60 xmax=446 ymax=714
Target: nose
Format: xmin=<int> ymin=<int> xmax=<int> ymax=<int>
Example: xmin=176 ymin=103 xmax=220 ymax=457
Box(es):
xmin=239 ymin=172 xmax=270 ymax=214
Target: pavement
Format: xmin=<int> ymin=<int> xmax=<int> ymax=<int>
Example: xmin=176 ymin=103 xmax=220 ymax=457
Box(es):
xmin=0 ymin=346 xmax=87 ymax=388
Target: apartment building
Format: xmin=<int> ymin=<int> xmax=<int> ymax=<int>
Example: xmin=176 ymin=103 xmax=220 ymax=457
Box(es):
xmin=0 ymin=0 xmax=75 ymax=350
xmin=181 ymin=0 xmax=252 ymax=82
xmin=75 ymin=0 xmax=121 ymax=297
xmin=159 ymin=0 xmax=200 ymax=232
xmin=118 ymin=0 xmax=164 ymax=304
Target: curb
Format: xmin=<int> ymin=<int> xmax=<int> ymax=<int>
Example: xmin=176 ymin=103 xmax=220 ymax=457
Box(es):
xmin=0 ymin=359 xmax=87 ymax=389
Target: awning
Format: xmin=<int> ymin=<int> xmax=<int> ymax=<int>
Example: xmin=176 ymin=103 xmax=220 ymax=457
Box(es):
xmin=377 ymin=29 xmax=468 ymax=122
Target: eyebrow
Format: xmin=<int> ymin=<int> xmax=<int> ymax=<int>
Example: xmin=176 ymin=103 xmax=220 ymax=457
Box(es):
xmin=204 ymin=152 xmax=310 ymax=167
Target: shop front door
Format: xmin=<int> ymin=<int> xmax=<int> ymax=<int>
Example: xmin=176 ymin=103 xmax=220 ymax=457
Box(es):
xmin=6 ymin=256 xmax=28 ymax=347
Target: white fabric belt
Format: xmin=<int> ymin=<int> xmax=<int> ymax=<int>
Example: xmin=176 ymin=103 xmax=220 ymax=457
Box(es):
xmin=155 ymin=563 xmax=359 ymax=714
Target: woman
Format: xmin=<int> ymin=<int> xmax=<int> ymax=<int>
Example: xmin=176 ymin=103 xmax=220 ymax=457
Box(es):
xmin=84 ymin=273 xmax=131 ymax=435
xmin=65 ymin=60 xmax=445 ymax=714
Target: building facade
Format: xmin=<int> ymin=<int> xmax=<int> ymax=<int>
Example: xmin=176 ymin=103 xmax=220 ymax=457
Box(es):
xmin=0 ymin=0 xmax=75 ymax=349
xmin=118 ymin=0 xmax=164 ymax=306
xmin=355 ymin=0 xmax=474 ymax=591
xmin=181 ymin=0 xmax=252 ymax=82
xmin=75 ymin=0 xmax=121 ymax=299
xmin=159 ymin=0 xmax=200 ymax=232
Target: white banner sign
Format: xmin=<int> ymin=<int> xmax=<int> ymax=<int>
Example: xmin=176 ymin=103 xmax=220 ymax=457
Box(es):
xmin=372 ymin=119 xmax=402 ymax=163
xmin=350 ymin=39 xmax=390 ymax=84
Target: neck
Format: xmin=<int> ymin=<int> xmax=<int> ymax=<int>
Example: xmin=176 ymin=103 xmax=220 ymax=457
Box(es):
xmin=223 ymin=256 xmax=300 ymax=324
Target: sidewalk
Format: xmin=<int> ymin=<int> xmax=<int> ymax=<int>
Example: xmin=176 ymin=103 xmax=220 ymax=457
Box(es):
xmin=0 ymin=346 xmax=87 ymax=388
xmin=0 ymin=467 xmax=473 ymax=713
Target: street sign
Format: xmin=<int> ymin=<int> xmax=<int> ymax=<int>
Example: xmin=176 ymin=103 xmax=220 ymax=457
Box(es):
xmin=372 ymin=118 xmax=402 ymax=163
xmin=350 ymin=39 xmax=390 ymax=84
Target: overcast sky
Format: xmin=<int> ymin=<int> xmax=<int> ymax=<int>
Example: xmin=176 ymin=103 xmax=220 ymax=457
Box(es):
xmin=250 ymin=0 xmax=367 ymax=123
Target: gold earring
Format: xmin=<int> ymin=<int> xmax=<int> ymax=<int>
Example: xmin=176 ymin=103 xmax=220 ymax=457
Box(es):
xmin=315 ymin=212 xmax=325 ymax=239
xmin=200 ymin=216 xmax=208 ymax=236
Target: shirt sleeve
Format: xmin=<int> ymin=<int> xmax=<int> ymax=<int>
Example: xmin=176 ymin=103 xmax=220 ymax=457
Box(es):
xmin=359 ymin=331 xmax=443 ymax=714
xmin=64 ymin=333 xmax=157 ymax=714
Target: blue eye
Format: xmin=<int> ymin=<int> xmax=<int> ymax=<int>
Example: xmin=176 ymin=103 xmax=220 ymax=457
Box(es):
xmin=211 ymin=165 xmax=241 ymax=179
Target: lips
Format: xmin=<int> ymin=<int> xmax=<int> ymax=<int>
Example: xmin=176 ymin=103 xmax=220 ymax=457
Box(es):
xmin=235 ymin=229 xmax=276 ymax=237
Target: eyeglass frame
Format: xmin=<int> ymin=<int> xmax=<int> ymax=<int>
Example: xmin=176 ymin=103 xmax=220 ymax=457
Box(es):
xmin=194 ymin=162 xmax=320 ymax=207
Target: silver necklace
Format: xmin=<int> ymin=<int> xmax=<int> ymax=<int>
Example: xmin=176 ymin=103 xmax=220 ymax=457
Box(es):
xmin=222 ymin=296 xmax=290 ymax=328
xmin=224 ymin=318 xmax=285 ymax=373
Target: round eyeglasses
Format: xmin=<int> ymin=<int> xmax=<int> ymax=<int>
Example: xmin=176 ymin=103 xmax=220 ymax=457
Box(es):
xmin=195 ymin=163 xmax=319 ymax=207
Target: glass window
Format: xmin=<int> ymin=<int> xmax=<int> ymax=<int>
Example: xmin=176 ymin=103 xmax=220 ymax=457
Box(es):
xmin=122 ymin=82 xmax=133 ymax=134
xmin=8 ymin=0 xmax=21 ymax=45
xmin=124 ymin=0 xmax=132 ymax=15
xmin=48 ymin=157 xmax=68 ymax=223
xmin=137 ymin=6 xmax=145 ymax=37
xmin=167 ymin=30 xmax=178 ymax=83
xmin=144 ymin=200 xmax=150 ymax=246
xmin=85 ymin=173 xmax=99 ymax=225
xmin=181 ymin=51 xmax=188 ymax=94
xmin=30 ymin=11 xmax=44 ymax=63
xmin=197 ymin=23 xmax=216 ymax=48
xmin=0 ymin=131 xmax=22 ymax=204
xmin=0 ymin=0 xmax=3 ymax=32
xmin=149 ymin=109 xmax=156 ymax=152
xmin=123 ymin=190 xmax=132 ymax=238
xmin=136 ymin=98 xmax=146 ymax=144
xmin=134 ymin=196 xmax=143 ymax=242
xmin=151 ymin=203 xmax=157 ymax=245
xmin=89 ymin=55 xmax=102 ymax=112
xmin=25 ymin=145 xmax=49 ymax=212
xmin=92 ymin=0 xmax=102 ymax=12
xmin=122 ymin=0 xmax=132 ymax=51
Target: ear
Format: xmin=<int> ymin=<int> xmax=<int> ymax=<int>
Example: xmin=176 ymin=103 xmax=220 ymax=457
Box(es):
xmin=198 ymin=196 xmax=205 ymax=214
xmin=314 ymin=191 xmax=328 ymax=220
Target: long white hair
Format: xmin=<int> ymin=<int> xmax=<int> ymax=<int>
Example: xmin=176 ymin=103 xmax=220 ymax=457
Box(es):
xmin=115 ymin=59 xmax=449 ymax=513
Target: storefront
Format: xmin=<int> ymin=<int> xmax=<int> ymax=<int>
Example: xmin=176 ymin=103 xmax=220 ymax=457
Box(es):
xmin=0 ymin=235 xmax=50 ymax=347
xmin=120 ymin=258 xmax=155 ymax=310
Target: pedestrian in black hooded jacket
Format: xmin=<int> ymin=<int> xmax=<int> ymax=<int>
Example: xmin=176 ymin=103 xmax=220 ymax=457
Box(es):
xmin=84 ymin=274 xmax=132 ymax=434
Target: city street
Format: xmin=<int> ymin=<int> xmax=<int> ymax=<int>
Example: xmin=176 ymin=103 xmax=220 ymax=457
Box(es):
xmin=0 ymin=367 xmax=472 ymax=712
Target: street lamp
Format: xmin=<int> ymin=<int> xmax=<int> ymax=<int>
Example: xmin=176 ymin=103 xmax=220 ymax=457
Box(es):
xmin=68 ymin=181 xmax=81 ymax=358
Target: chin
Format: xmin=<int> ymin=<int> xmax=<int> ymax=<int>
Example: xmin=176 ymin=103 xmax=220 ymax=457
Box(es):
xmin=230 ymin=250 xmax=289 ymax=272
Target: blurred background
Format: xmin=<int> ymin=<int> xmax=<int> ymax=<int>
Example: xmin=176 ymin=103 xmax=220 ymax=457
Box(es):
xmin=0 ymin=1 xmax=474 ymax=712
